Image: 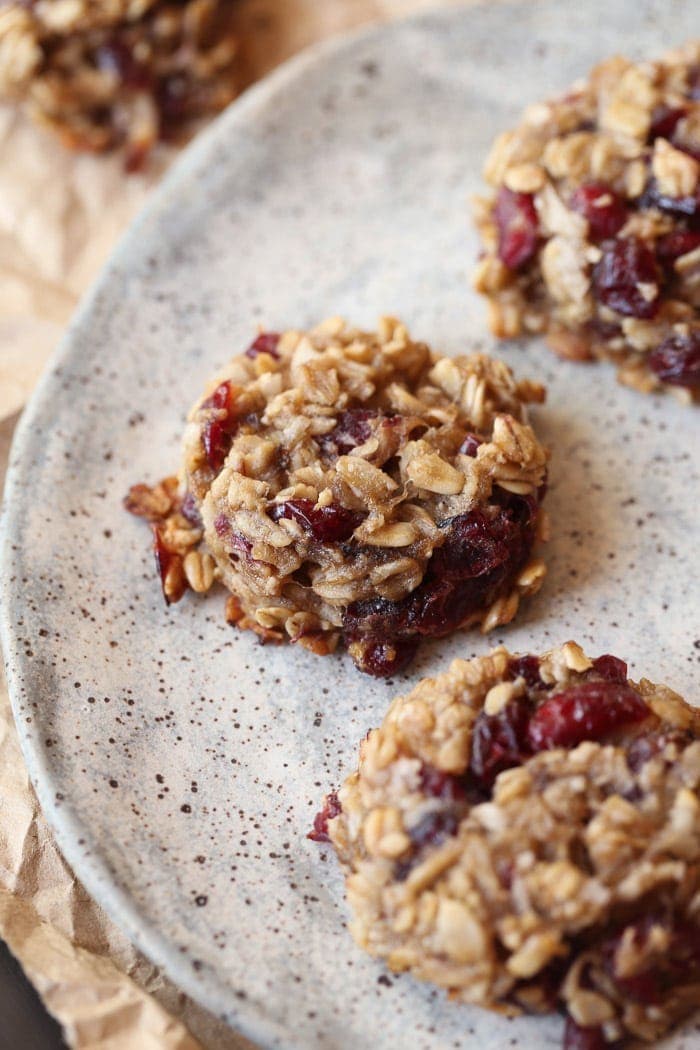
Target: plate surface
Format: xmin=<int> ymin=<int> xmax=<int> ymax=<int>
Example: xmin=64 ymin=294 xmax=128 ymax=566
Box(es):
xmin=2 ymin=4 xmax=700 ymax=1048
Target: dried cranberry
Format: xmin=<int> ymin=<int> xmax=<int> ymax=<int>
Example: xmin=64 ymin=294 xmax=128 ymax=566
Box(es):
xmin=507 ymin=654 xmax=544 ymax=689
xmin=343 ymin=494 xmax=538 ymax=675
xmin=649 ymin=104 xmax=687 ymax=142
xmin=591 ymin=237 xmax=661 ymax=319
xmin=586 ymin=317 xmax=622 ymax=342
xmin=648 ymin=329 xmax=700 ymax=388
xmin=613 ymin=969 xmax=661 ymax=1003
xmin=591 ymin=654 xmax=628 ymax=683
xmin=156 ymin=74 xmax=189 ymax=137
xmin=569 ymin=181 xmax=627 ymax=240
xmin=348 ymin=636 xmax=417 ymax=678
xmin=409 ymin=810 xmax=460 ymax=850
xmin=308 ymin=792 xmax=341 ymax=842
xmin=270 ymin=498 xmax=363 ymax=542
xmin=180 ymin=491 xmax=202 ymax=527
xmin=458 ymin=433 xmax=483 ymax=457
xmin=626 ymin=734 xmax=663 ymax=772
xmin=319 ymin=408 xmax=380 ymax=457
xmin=214 ymin=514 xmax=231 ymax=537
xmin=245 ymin=332 xmax=280 ymax=359
xmin=201 ymin=380 xmax=233 ymax=412
xmin=201 ymin=381 xmax=238 ymax=471
xmin=202 ymin=420 xmax=232 ymax=471
xmin=431 ymin=507 xmax=522 ymax=580
xmin=656 ymin=230 xmax=700 ymax=274
xmin=641 ymin=178 xmax=700 ymax=219
xmin=469 ymin=697 xmax=532 ymax=788
xmin=528 ymin=681 xmax=649 ymax=751
xmin=419 ymin=765 xmax=467 ymax=802
xmin=690 ymin=66 xmax=700 ymax=100
xmin=562 ymin=1018 xmax=607 ymax=1050
xmin=214 ymin=515 xmax=254 ymax=559
xmin=96 ymin=39 xmax=152 ymax=90
xmin=494 ymin=187 xmax=539 ymax=269
xmin=602 ymin=916 xmax=700 ymax=1005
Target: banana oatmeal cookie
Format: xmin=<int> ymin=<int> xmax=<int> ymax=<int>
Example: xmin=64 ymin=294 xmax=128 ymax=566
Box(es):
xmin=0 ymin=0 xmax=238 ymax=167
xmin=473 ymin=40 xmax=700 ymax=398
xmin=317 ymin=644 xmax=700 ymax=1047
xmin=125 ymin=318 xmax=548 ymax=676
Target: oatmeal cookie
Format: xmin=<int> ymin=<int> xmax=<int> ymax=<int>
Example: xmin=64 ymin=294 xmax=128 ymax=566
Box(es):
xmin=473 ymin=40 xmax=700 ymax=398
xmin=126 ymin=318 xmax=548 ymax=676
xmin=0 ymin=0 xmax=238 ymax=167
xmin=318 ymin=643 xmax=700 ymax=1046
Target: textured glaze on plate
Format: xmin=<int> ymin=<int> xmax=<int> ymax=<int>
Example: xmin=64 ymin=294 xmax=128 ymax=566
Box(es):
xmin=2 ymin=4 xmax=700 ymax=1048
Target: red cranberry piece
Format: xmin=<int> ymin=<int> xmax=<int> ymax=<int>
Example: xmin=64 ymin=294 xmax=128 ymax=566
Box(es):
xmin=469 ymin=697 xmax=532 ymax=789
xmin=649 ymin=104 xmax=687 ymax=142
xmin=202 ymin=419 xmax=232 ymax=472
xmin=432 ymin=508 xmax=520 ymax=579
xmin=319 ymin=408 xmax=380 ymax=457
xmin=270 ymin=498 xmax=363 ymax=543
xmin=214 ymin=513 xmax=231 ymax=537
xmin=180 ymin=491 xmax=202 ymax=527
xmin=494 ymin=187 xmax=539 ymax=269
xmin=690 ymin=66 xmax=700 ymax=100
xmin=202 ymin=380 xmax=234 ymax=412
xmin=586 ymin=317 xmax=622 ymax=342
xmin=349 ymin=636 xmax=417 ymax=677
xmin=245 ymin=332 xmax=281 ymax=359
xmin=409 ymin=810 xmax=460 ymax=850
xmin=563 ymin=1018 xmax=607 ymax=1050
xmin=591 ymin=654 xmax=628 ymax=683
xmin=592 ymin=237 xmax=661 ymax=319
xmin=626 ymin=733 xmax=663 ymax=772
xmin=613 ymin=969 xmax=661 ymax=1003
xmin=656 ymin=230 xmax=700 ymax=274
xmin=214 ymin=514 xmax=254 ymax=558
xmin=419 ymin=765 xmax=467 ymax=802
xmin=343 ymin=493 xmax=539 ymax=674
xmin=308 ymin=792 xmax=341 ymax=842
xmin=642 ymin=178 xmax=700 ymax=219
xmin=156 ymin=74 xmax=191 ymax=139
xmin=602 ymin=917 xmax=700 ymax=1006
xmin=230 ymin=533 xmax=253 ymax=559
xmin=507 ymin=654 xmax=544 ymax=689
xmin=201 ymin=381 xmax=238 ymax=472
xmin=528 ymin=681 xmax=649 ymax=751
xmin=458 ymin=433 xmax=483 ymax=457
xmin=570 ymin=182 xmax=627 ymax=240
xmin=96 ymin=39 xmax=152 ymax=90
xmin=648 ymin=329 xmax=700 ymax=388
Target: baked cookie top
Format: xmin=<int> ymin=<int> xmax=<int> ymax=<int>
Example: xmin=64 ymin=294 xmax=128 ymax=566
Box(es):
xmin=473 ymin=40 xmax=700 ymax=398
xmin=321 ymin=643 xmax=700 ymax=1046
xmin=181 ymin=317 xmax=547 ymax=674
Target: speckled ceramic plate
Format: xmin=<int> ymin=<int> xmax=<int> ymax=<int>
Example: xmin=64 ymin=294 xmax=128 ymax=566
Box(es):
xmin=2 ymin=4 xmax=700 ymax=1048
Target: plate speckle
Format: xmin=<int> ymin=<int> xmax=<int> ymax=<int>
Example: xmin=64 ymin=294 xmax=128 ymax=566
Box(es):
xmin=2 ymin=4 xmax=700 ymax=1048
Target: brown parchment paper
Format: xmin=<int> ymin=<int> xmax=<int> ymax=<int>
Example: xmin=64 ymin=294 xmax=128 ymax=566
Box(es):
xmin=0 ymin=2 xmax=469 ymax=1047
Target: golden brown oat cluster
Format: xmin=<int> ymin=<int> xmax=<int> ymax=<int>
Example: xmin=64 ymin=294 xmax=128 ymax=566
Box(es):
xmin=473 ymin=41 xmax=700 ymax=399
xmin=127 ymin=318 xmax=548 ymax=676
xmin=0 ymin=0 xmax=238 ymax=165
xmin=322 ymin=643 xmax=700 ymax=1046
